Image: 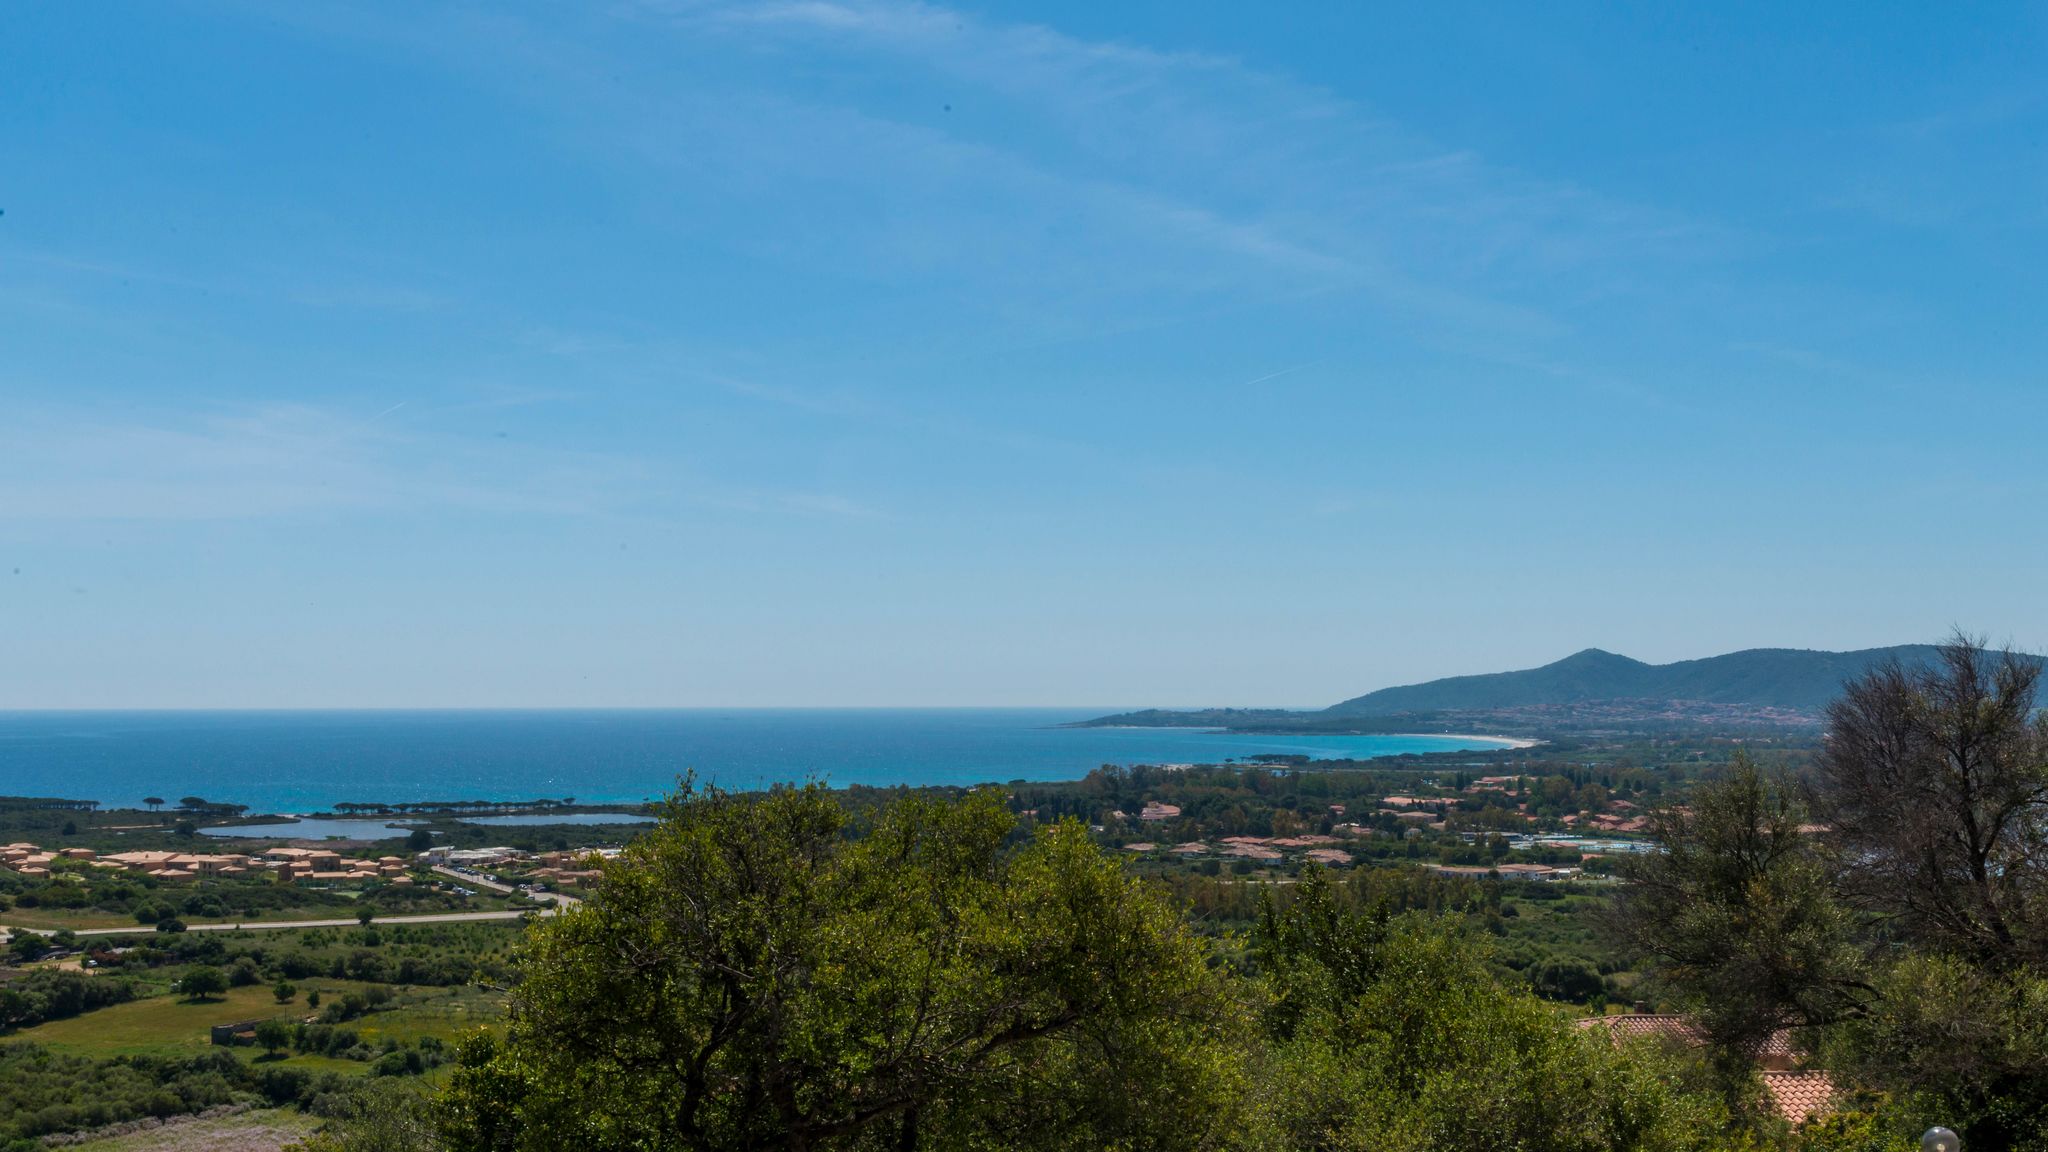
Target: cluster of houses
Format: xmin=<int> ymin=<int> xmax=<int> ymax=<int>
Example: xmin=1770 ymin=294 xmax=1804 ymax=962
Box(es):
xmin=417 ymin=844 xmax=615 ymax=888
xmin=0 ymin=843 xmax=94 ymax=876
xmin=1106 ymin=786 xmax=1659 ymax=879
xmin=1562 ymin=802 xmax=1650 ymax=834
xmin=0 ymin=842 xmax=413 ymax=885
xmin=1122 ymin=834 xmax=1357 ymax=868
xmin=1378 ymin=795 xmax=1452 ymax=831
xmin=1434 ymin=861 xmax=1579 ymax=882
xmin=526 ymin=848 xmax=611 ymax=886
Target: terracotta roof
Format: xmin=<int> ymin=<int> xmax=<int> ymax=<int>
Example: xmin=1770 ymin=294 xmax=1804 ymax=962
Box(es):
xmin=1170 ymin=842 xmax=1208 ymax=854
xmin=1761 ymin=1071 xmax=1835 ymax=1123
xmin=1753 ymin=1028 xmax=1804 ymax=1069
xmin=1575 ymin=1014 xmax=1702 ymax=1046
xmin=1591 ymin=1022 xmax=1807 ymax=1067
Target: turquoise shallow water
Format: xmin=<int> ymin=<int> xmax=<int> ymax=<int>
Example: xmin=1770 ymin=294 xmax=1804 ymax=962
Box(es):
xmin=0 ymin=710 xmax=1512 ymax=812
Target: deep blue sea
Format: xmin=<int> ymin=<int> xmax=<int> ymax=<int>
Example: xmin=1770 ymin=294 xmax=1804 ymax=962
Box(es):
xmin=0 ymin=710 xmax=1513 ymax=813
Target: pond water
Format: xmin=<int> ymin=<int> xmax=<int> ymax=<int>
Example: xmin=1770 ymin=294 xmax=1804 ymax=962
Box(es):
xmin=201 ymin=818 xmax=421 ymax=840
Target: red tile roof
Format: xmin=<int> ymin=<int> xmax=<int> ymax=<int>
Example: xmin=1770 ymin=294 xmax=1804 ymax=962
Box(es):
xmin=1575 ymin=1014 xmax=1702 ymax=1046
xmin=1753 ymin=1028 xmax=1805 ymax=1069
xmin=1580 ymin=1018 xmax=1832 ymax=1122
xmin=1761 ymin=1071 xmax=1835 ymax=1123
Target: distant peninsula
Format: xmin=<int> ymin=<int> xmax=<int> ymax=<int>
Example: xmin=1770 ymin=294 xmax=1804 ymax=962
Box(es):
xmin=1074 ymin=644 xmax=2010 ymax=734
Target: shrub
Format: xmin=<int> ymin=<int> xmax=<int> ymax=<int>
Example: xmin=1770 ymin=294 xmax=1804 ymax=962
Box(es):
xmin=177 ymin=965 xmax=229 ymax=1000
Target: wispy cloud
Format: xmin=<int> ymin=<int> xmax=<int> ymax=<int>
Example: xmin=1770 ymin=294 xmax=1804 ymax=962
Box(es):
xmin=0 ymin=404 xmax=602 ymax=521
xmin=0 ymin=403 xmax=884 ymax=525
xmin=277 ymin=0 xmax=1723 ymax=370
xmin=1238 ymin=361 xmax=1323 ymax=388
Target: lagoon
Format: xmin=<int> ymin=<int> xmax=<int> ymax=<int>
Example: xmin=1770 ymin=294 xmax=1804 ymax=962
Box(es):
xmin=202 ymin=818 xmax=420 ymax=840
xmin=199 ymin=812 xmax=659 ymax=839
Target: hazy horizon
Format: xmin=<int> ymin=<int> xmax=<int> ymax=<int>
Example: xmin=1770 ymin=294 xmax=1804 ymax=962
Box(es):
xmin=7 ymin=3 xmax=2048 ymax=708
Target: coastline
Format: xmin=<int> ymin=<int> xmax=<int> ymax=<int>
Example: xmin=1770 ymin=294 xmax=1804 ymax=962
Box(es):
xmin=1088 ymin=724 xmax=1540 ymax=751
xmin=1413 ymin=732 xmax=1542 ymax=750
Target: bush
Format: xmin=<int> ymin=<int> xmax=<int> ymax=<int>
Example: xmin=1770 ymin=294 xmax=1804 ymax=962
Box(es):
xmin=0 ymin=1045 xmax=250 ymax=1141
xmin=0 ymin=970 xmax=137 ymax=1030
xmin=177 ymin=965 xmax=229 ymax=1000
xmin=1250 ymin=870 xmax=1732 ymax=1152
xmin=1528 ymin=958 xmax=1607 ymax=1004
xmin=255 ymin=1017 xmax=292 ymax=1055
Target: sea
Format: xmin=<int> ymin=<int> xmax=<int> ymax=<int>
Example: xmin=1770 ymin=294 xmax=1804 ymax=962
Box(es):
xmin=0 ymin=710 xmax=1515 ymax=814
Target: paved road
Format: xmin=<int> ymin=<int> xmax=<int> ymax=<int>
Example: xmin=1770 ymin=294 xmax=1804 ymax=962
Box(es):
xmin=432 ymin=864 xmax=583 ymax=908
xmin=1 ymin=870 xmax=585 ymax=944
xmin=2 ymin=907 xmax=551 ymax=940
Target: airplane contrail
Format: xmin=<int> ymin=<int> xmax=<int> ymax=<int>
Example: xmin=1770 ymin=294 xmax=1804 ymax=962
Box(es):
xmin=372 ymin=400 xmax=409 ymax=419
xmin=1239 ymin=360 xmax=1323 ymax=387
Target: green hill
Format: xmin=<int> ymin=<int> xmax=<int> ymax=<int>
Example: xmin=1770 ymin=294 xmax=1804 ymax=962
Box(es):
xmin=1322 ymin=644 xmax=1951 ymax=716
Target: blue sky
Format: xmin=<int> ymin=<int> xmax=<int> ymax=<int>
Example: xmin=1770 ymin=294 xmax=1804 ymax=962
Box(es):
xmin=4 ymin=1 xmax=2046 ymax=707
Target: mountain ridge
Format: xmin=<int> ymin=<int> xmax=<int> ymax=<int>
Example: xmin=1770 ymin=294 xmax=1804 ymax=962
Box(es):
xmin=1322 ymin=644 xmax=1951 ymax=716
xmin=1075 ymin=643 xmax=2043 ymax=732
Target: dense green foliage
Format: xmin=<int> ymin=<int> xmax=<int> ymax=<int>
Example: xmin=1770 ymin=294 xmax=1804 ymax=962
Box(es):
xmin=81 ymin=920 xmax=521 ymax=988
xmin=417 ymin=782 xmax=1736 ymax=1152
xmin=439 ymin=783 xmax=1250 ymax=1151
xmin=1610 ymin=755 xmax=1864 ymax=1062
xmin=0 ymin=921 xmax=519 ymax=1142
xmin=1249 ymin=870 xmax=1727 ymax=1151
xmin=0 ymin=969 xmax=137 ymax=1030
xmin=0 ymin=1043 xmax=330 ymax=1147
xmin=1615 ymin=641 xmax=2048 ymax=1149
xmin=0 ymin=867 xmax=357 ymax=921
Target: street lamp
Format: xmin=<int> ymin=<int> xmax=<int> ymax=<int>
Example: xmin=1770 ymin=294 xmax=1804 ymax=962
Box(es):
xmin=1922 ymin=1128 xmax=1960 ymax=1152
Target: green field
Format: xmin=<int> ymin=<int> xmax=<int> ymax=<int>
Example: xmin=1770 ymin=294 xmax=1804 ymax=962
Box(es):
xmin=350 ymin=985 xmax=505 ymax=1049
xmin=9 ymin=979 xmax=505 ymax=1063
